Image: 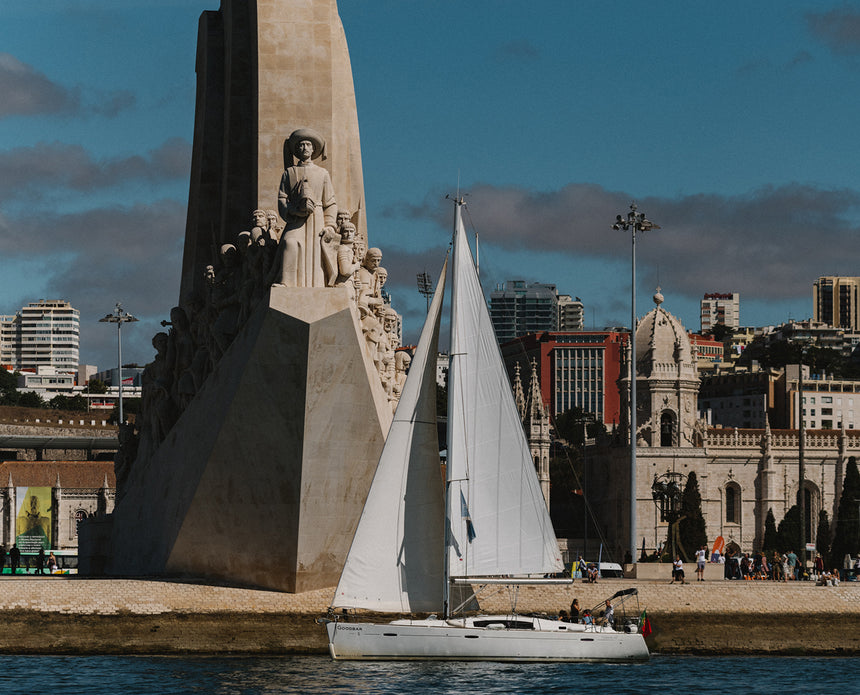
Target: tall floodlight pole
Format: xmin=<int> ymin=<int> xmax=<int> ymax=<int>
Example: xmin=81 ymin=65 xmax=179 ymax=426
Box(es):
xmin=99 ymin=302 xmax=138 ymax=425
xmin=612 ymin=203 xmax=660 ymax=563
xmin=417 ymin=272 xmax=434 ymax=313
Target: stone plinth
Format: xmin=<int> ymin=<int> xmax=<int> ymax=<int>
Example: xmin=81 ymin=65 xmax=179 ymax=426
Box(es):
xmin=109 ymin=286 xmax=390 ymax=592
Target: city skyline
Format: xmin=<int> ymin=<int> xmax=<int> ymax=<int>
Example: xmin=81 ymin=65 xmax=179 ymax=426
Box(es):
xmin=2 ymin=1 xmax=860 ymax=369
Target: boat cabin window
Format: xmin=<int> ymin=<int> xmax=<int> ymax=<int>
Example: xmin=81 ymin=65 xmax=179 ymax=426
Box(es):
xmin=472 ymin=619 xmax=535 ymax=630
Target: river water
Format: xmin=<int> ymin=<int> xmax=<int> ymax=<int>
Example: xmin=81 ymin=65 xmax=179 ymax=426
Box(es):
xmin=0 ymin=654 xmax=855 ymax=694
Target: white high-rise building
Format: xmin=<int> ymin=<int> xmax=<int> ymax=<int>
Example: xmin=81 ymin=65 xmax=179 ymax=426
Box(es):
xmin=0 ymin=300 xmax=80 ymax=374
xmin=700 ymin=292 xmax=740 ymax=333
xmin=557 ymin=294 xmax=584 ymax=330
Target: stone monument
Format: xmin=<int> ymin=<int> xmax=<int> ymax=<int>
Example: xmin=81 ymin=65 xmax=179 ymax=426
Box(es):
xmin=98 ymin=0 xmax=403 ymax=593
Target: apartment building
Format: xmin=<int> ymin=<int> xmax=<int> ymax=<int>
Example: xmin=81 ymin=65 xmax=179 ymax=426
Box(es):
xmin=813 ymin=276 xmax=860 ymax=331
xmin=700 ymin=292 xmax=740 ymax=332
xmin=0 ymin=300 xmax=80 ymax=374
xmin=489 ymin=281 xmax=561 ymax=344
xmin=557 ymin=295 xmax=584 ymax=331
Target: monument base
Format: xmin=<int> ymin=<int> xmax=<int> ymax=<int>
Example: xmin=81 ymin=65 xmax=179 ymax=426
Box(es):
xmin=107 ymin=286 xmax=390 ymax=592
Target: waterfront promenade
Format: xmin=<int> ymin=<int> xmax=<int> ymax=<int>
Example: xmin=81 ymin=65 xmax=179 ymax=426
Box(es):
xmin=0 ymin=575 xmax=857 ymax=655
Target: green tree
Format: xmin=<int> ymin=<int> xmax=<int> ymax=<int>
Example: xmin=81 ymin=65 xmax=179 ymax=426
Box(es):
xmin=776 ymin=504 xmax=801 ymax=554
xmin=678 ymin=471 xmax=708 ymax=558
xmin=815 ymin=509 xmax=831 ymax=561
xmin=0 ymin=369 xmax=20 ymax=405
xmin=87 ymin=378 xmax=108 ymax=394
xmin=108 ymin=397 xmax=142 ymax=425
xmin=762 ymin=508 xmax=779 ymax=553
xmin=830 ymin=456 xmax=860 ymax=567
xmin=49 ymin=394 xmax=88 ymax=411
xmin=737 ymin=337 xmax=860 ymax=379
xmin=436 ymin=382 xmax=447 ymax=418
xmin=49 ymin=394 xmax=70 ymax=410
xmin=553 ymin=407 xmax=606 ymax=446
xmin=708 ymin=323 xmax=733 ymax=342
xmin=67 ymin=394 xmax=88 ymax=411
xmin=18 ymin=391 xmax=45 ymax=408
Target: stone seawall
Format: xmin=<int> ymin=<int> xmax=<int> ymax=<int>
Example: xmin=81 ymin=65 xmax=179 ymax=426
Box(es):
xmin=0 ymin=577 xmax=857 ymax=655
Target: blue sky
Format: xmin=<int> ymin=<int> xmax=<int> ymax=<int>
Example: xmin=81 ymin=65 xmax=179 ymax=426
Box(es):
xmin=2 ymin=1 xmax=860 ymax=369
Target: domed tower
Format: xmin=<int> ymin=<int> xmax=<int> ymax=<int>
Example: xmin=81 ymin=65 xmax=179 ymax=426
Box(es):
xmin=620 ymin=288 xmax=700 ymax=447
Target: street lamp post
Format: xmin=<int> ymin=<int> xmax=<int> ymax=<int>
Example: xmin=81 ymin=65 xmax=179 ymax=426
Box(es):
xmin=797 ymin=353 xmax=809 ymax=574
xmin=612 ymin=203 xmax=660 ymax=563
xmin=651 ymin=470 xmax=686 ymax=560
xmin=99 ymin=302 xmax=138 ymax=425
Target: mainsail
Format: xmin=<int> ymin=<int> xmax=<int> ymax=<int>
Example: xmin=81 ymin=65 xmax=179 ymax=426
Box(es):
xmin=331 ymin=257 xmax=448 ymax=612
xmin=446 ymin=202 xmax=563 ymax=578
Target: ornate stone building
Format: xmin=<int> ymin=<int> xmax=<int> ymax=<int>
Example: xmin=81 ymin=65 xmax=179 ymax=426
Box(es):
xmin=586 ymin=290 xmax=854 ymax=561
xmin=513 ymin=361 xmax=551 ymax=508
xmin=1 ymin=462 xmax=115 ymax=556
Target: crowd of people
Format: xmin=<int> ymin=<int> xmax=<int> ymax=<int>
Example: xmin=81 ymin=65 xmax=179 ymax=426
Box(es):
xmin=717 ymin=549 xmax=857 ymax=584
xmin=0 ymin=545 xmax=59 ymax=575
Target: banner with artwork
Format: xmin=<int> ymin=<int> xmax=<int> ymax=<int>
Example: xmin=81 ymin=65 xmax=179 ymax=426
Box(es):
xmin=15 ymin=487 xmax=51 ymax=553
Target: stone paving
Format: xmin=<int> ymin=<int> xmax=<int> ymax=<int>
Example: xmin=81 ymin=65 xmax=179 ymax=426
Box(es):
xmin=0 ymin=576 xmax=857 ymax=616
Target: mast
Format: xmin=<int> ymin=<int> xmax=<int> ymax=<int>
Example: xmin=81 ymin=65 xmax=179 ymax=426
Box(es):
xmin=443 ymin=196 xmax=465 ymax=619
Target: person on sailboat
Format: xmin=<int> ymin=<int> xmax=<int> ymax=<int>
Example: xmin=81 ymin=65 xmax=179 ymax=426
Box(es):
xmin=603 ymin=600 xmax=614 ymax=628
xmin=570 ymin=599 xmax=581 ymax=622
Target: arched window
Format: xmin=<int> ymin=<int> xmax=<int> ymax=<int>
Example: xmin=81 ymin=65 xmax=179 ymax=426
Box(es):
xmin=725 ymin=483 xmax=741 ymax=524
xmin=660 ymin=411 xmax=676 ymax=447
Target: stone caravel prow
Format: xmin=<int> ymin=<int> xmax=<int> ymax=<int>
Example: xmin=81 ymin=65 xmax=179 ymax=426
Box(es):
xmin=109 ymin=286 xmax=389 ymax=592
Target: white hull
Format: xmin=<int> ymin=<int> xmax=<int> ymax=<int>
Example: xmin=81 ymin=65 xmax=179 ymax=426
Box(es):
xmin=326 ymin=617 xmax=649 ymax=662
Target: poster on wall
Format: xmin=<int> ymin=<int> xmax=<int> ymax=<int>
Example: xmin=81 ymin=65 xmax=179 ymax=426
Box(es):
xmin=15 ymin=487 xmax=52 ymax=553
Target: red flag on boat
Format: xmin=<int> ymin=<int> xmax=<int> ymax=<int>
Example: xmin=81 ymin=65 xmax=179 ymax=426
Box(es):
xmin=640 ymin=610 xmax=652 ymax=638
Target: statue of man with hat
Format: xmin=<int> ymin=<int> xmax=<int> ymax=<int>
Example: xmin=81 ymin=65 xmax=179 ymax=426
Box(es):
xmin=275 ymin=127 xmax=338 ymax=287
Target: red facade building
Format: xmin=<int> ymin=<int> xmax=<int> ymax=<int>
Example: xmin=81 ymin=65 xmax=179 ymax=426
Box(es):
xmin=500 ymin=331 xmax=628 ymax=426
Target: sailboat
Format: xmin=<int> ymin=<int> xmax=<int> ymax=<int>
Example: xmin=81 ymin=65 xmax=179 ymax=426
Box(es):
xmin=324 ymin=199 xmax=649 ymax=662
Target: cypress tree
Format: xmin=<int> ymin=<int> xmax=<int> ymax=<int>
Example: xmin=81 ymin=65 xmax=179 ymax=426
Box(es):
xmin=679 ymin=471 xmax=708 ymax=556
xmin=762 ymin=508 xmax=778 ymax=553
xmin=777 ymin=505 xmax=801 ymax=554
xmin=830 ymin=456 xmax=860 ymax=567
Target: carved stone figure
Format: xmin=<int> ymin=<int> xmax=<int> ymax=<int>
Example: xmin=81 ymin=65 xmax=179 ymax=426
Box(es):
xmin=362 ymin=312 xmax=384 ymax=363
xmin=114 ymin=422 xmax=139 ymax=503
xmin=167 ymin=306 xmax=196 ymax=411
xmin=373 ymin=267 xmax=388 ymax=308
xmin=391 ymin=350 xmax=412 ymax=410
xmin=320 ymin=225 xmax=340 ymax=287
xmin=138 ymin=331 xmax=175 ymax=462
xmin=335 ymin=220 xmax=360 ymax=291
xmin=210 ymin=244 xmax=242 ymax=361
xmin=275 ymin=128 xmax=338 ymax=287
xmin=266 ymin=210 xmax=283 ymax=242
xmin=250 ymin=209 xmax=270 ymax=245
xmin=378 ymin=305 xmax=398 ymax=393
xmin=357 ymin=247 xmax=383 ymax=315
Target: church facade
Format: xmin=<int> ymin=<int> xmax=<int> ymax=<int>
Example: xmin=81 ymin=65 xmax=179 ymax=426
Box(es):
xmin=586 ymin=290 xmax=855 ymax=561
